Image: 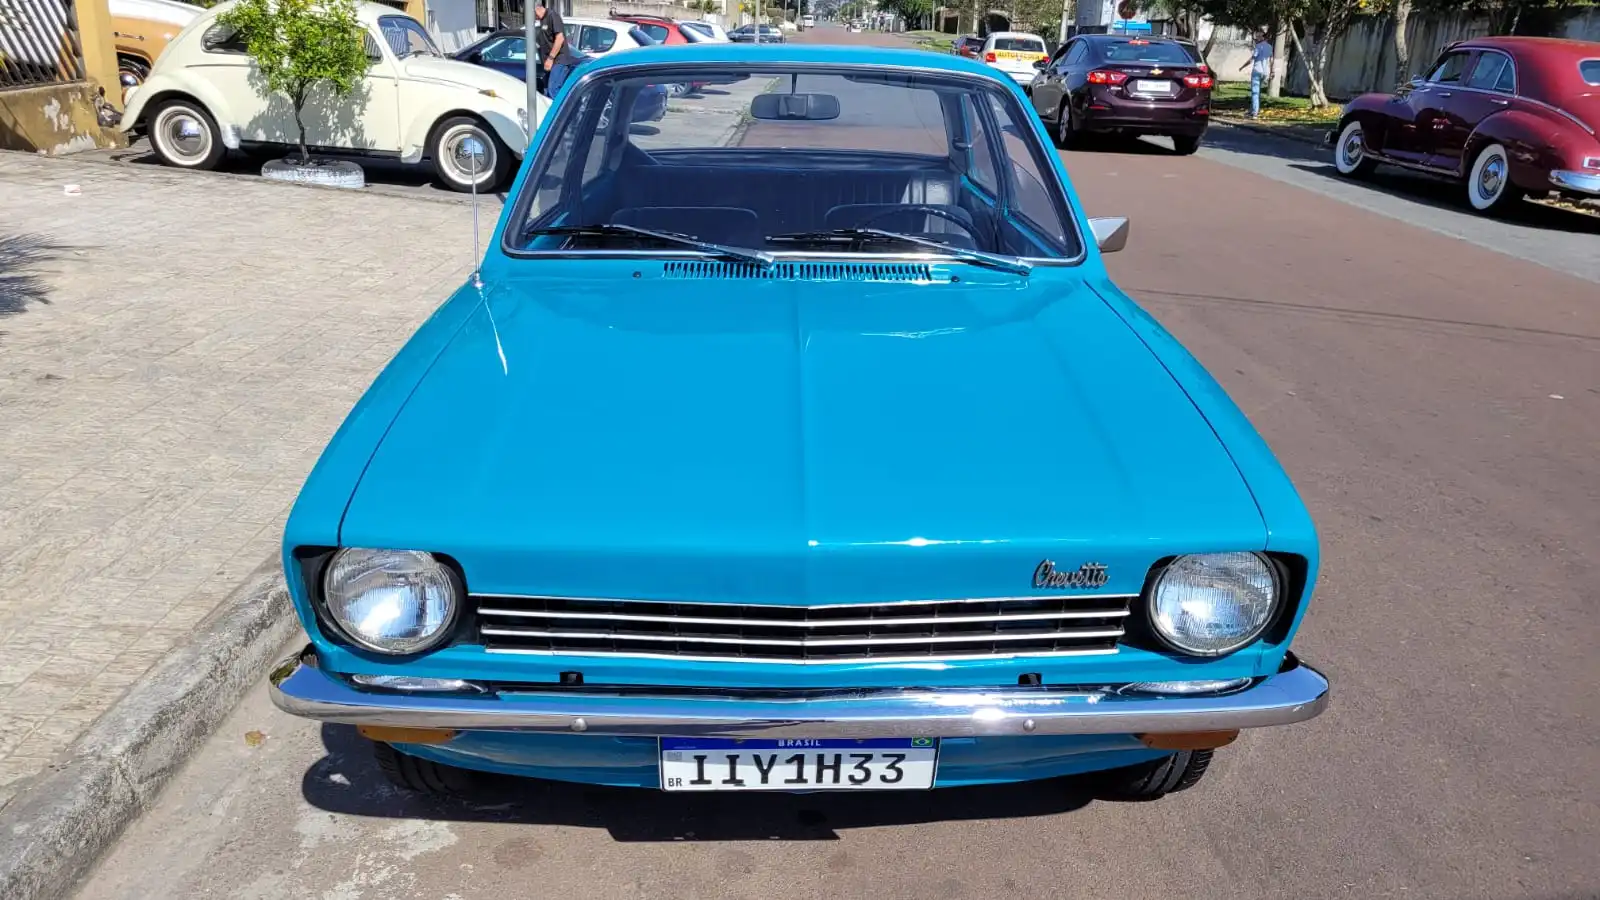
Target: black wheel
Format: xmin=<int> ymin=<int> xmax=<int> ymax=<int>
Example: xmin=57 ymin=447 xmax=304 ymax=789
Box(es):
xmin=428 ymin=115 xmax=512 ymax=193
xmin=1054 ymin=101 xmax=1078 ymax=150
xmin=1172 ymin=133 xmax=1202 ymax=155
xmin=1101 ymin=749 xmax=1214 ymax=800
xmin=372 ymin=741 xmax=476 ymax=796
xmin=147 ymin=98 xmax=225 ymax=171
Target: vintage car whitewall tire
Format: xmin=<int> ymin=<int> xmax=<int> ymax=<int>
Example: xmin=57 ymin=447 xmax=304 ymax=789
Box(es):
xmin=1466 ymin=142 xmax=1524 ymax=215
xmin=1333 ymin=119 xmax=1378 ymax=178
xmin=1102 ymin=748 xmax=1214 ymax=800
xmin=147 ymin=98 xmax=225 ymax=171
xmin=429 ymin=115 xmax=512 ymax=193
xmin=372 ymin=741 xmax=476 ymax=796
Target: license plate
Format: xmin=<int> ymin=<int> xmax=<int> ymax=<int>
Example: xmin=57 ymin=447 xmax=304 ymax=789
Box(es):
xmin=659 ymin=738 xmax=938 ymax=791
xmin=1134 ymin=79 xmax=1174 ymax=94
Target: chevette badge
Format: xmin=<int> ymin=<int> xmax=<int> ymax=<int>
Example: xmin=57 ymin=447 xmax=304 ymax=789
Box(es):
xmin=1033 ymin=560 xmax=1110 ymax=590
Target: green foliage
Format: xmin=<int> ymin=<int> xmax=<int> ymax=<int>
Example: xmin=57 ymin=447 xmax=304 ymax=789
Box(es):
xmin=218 ymin=0 xmax=370 ymax=163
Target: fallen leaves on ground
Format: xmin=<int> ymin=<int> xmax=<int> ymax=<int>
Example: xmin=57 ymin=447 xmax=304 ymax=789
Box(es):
xmin=244 ymin=730 xmax=267 ymax=748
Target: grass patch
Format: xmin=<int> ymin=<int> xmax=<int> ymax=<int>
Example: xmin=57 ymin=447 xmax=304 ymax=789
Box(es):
xmin=1211 ymin=81 xmax=1342 ymax=124
xmin=906 ymin=30 xmax=954 ymax=53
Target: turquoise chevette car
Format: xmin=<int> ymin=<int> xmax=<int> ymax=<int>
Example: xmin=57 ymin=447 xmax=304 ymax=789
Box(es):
xmin=269 ymin=44 xmax=1329 ymax=800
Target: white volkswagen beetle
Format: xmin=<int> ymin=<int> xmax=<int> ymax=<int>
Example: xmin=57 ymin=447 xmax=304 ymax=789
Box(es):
xmin=119 ymin=1 xmax=545 ymax=190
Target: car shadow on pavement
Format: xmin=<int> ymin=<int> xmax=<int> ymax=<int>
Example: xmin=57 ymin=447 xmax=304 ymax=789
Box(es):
xmin=302 ymin=724 xmax=1099 ymax=841
xmin=1286 ymin=162 xmax=1600 ymax=236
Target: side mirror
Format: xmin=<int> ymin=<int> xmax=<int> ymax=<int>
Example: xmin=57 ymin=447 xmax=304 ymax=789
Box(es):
xmin=1088 ymin=216 xmax=1129 ymax=254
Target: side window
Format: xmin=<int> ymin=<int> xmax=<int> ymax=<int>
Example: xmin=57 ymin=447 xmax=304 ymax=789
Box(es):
xmin=201 ymin=23 xmax=250 ymax=54
xmin=989 ymin=95 xmax=1068 ymax=248
xmin=1466 ymin=52 xmax=1513 ymax=93
xmin=478 ymin=36 xmax=526 ymax=63
xmin=1427 ymin=51 xmax=1472 ymax=85
xmin=578 ymin=25 xmax=617 ymax=53
xmin=1065 ymin=42 xmax=1087 ymax=66
xmin=1495 ymin=56 xmax=1517 ymax=93
xmin=960 ymin=94 xmax=999 ymax=195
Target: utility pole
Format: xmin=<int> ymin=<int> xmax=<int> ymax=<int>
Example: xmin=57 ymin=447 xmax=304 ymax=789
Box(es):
xmin=1058 ymin=0 xmax=1073 ymax=43
xmin=524 ymin=0 xmax=538 ymax=125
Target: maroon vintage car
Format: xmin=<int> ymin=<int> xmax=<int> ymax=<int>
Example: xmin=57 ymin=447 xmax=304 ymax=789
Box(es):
xmin=1329 ymin=36 xmax=1600 ymax=215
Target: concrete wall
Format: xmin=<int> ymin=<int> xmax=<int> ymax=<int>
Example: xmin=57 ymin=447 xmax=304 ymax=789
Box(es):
xmin=1285 ymin=8 xmax=1600 ymax=99
xmin=0 ymin=82 xmax=125 ymax=154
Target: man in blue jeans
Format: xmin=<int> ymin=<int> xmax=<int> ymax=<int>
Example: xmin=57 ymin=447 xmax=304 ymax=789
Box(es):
xmin=1240 ymin=30 xmax=1273 ymax=118
xmin=534 ymin=2 xmax=577 ymax=96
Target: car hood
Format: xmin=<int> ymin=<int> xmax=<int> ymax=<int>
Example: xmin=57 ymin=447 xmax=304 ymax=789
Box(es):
xmin=340 ymin=268 xmax=1266 ymax=603
xmin=400 ymin=56 xmax=526 ymax=97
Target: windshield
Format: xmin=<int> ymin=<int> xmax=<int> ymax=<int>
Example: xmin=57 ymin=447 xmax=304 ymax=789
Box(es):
xmin=378 ymin=15 xmax=440 ymax=58
xmin=1099 ymin=40 xmax=1198 ymax=64
xmin=505 ymin=66 xmax=1080 ymax=261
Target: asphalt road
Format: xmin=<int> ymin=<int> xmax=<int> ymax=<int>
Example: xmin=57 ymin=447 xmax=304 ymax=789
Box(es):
xmin=73 ymin=24 xmax=1599 ymax=900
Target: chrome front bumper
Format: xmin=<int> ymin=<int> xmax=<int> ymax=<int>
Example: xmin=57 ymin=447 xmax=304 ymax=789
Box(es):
xmin=1549 ymin=169 xmax=1600 ymax=195
xmin=269 ymin=647 xmax=1329 ymax=739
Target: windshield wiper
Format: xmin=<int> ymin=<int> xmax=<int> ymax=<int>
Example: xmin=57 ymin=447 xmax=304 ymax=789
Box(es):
xmin=765 ymin=228 xmax=1033 ymax=276
xmin=524 ymin=223 xmax=773 ymax=267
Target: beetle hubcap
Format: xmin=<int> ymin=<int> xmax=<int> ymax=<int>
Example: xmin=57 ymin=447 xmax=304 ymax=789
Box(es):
xmin=1480 ymin=156 xmax=1505 ymax=197
xmin=443 ymin=127 xmax=494 ymax=185
xmin=159 ymin=110 xmax=209 ymax=161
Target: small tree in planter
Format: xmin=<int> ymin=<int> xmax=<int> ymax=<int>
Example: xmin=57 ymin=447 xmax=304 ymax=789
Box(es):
xmin=218 ymin=0 xmax=370 ymax=182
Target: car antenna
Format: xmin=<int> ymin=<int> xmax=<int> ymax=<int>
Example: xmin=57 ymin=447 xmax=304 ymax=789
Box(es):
xmin=463 ymin=136 xmax=508 ymax=374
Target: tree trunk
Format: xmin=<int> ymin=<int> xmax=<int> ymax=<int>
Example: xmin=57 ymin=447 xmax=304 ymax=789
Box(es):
xmin=1286 ymin=20 xmax=1328 ymax=108
xmin=1201 ymin=23 xmax=1217 ymax=63
xmin=1268 ymin=17 xmax=1286 ymax=99
xmin=291 ymin=86 xmax=309 ymax=165
xmin=1391 ymin=0 xmax=1412 ymax=85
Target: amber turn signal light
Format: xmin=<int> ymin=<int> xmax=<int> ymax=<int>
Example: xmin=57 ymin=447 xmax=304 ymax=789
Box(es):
xmin=357 ymin=726 xmax=457 ymax=745
xmin=1137 ymin=730 xmax=1240 ymax=750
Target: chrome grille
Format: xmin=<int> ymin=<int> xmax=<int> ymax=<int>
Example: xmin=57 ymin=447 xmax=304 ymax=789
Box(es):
xmin=474 ymin=594 xmax=1133 ymax=663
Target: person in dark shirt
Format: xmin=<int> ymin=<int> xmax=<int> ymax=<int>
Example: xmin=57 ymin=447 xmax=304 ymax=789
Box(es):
xmin=533 ymin=3 xmax=578 ymax=96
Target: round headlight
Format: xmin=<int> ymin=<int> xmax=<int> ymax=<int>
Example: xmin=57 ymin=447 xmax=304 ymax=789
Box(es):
xmin=322 ymin=549 xmax=459 ymax=655
xmin=1149 ymin=552 xmax=1279 ymax=656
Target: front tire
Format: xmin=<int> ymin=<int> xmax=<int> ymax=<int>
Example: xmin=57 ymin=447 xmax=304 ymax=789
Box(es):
xmin=1333 ymin=119 xmax=1378 ymax=178
xmin=429 ymin=115 xmax=511 ymax=193
xmin=147 ymin=98 xmax=224 ymax=171
xmin=1466 ymin=142 xmax=1524 ymax=215
xmin=372 ymin=741 xmax=476 ymax=796
xmin=1101 ymin=749 xmax=1214 ymax=800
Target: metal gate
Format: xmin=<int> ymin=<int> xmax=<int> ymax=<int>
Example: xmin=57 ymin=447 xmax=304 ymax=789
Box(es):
xmin=0 ymin=0 xmax=86 ymax=89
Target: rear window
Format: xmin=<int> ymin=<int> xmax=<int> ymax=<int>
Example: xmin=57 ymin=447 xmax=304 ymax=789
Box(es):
xmin=629 ymin=26 xmax=657 ymax=46
xmin=992 ymin=37 xmax=1044 ymax=52
xmin=1099 ymin=40 xmax=1199 ymax=64
xmin=1581 ymin=59 xmax=1600 ymax=85
xmin=634 ymin=22 xmax=668 ymax=42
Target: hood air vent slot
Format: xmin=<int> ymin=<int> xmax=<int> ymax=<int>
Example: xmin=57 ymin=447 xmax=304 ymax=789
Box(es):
xmin=663 ymin=261 xmax=935 ymax=282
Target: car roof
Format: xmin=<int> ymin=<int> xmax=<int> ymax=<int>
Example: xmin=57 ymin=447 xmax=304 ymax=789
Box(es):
xmin=986 ymin=31 xmax=1044 ymax=41
xmin=581 ymin=43 xmax=1020 ymax=82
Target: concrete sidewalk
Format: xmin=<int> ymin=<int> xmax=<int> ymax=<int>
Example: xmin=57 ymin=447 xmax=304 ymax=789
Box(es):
xmin=0 ymin=153 xmax=481 ymax=808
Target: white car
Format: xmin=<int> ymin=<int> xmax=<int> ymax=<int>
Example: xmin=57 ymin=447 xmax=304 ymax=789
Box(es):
xmin=979 ymin=31 xmax=1049 ymax=86
xmin=678 ymin=20 xmax=730 ymax=43
xmin=564 ymin=16 xmax=660 ymax=55
xmin=119 ymin=1 xmax=541 ymax=191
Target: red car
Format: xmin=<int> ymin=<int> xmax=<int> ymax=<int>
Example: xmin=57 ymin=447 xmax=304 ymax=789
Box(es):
xmin=1331 ymin=36 xmax=1600 ymax=215
xmin=614 ymin=15 xmax=693 ymax=45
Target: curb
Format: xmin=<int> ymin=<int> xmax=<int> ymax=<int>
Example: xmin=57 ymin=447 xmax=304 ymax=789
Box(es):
xmin=1214 ymin=117 xmax=1331 ymax=148
xmin=0 ymin=558 xmax=298 ymax=900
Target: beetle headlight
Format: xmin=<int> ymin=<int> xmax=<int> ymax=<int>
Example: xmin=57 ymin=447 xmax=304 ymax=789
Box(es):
xmin=516 ymin=107 xmax=528 ymax=134
xmin=322 ymin=549 xmax=460 ymax=655
xmin=1149 ymin=552 xmax=1279 ymax=656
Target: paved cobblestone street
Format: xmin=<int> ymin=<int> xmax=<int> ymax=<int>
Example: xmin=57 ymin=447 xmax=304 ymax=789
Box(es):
xmin=0 ymin=154 xmax=480 ymax=807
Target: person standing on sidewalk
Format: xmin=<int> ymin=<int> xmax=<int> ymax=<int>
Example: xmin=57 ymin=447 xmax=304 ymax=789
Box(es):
xmin=1239 ymin=31 xmax=1273 ymax=119
xmin=533 ymin=2 xmax=577 ymax=97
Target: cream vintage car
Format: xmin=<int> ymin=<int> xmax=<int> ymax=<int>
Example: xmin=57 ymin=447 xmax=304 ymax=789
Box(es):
xmin=119 ymin=1 xmax=544 ymax=190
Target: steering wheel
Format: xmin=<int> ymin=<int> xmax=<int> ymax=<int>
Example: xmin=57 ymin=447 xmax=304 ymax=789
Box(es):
xmin=855 ymin=204 xmax=975 ymax=235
